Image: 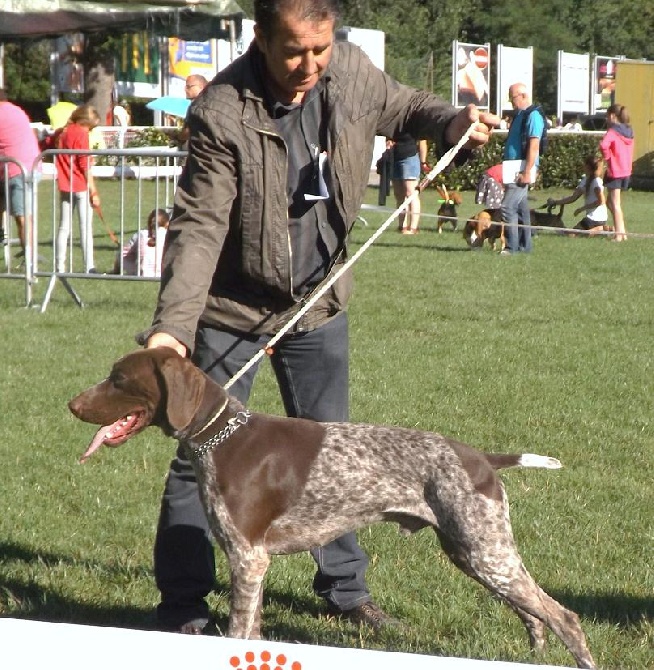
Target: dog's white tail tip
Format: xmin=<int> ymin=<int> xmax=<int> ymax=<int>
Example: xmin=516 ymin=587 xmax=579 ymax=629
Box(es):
xmin=519 ymin=453 xmax=562 ymax=469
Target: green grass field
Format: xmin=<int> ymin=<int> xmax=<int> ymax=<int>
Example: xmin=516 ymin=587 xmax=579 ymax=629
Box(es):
xmin=1 ymin=183 xmax=652 ymax=668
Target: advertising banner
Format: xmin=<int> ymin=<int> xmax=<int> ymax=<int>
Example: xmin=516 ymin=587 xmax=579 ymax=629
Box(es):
xmin=592 ymin=55 xmax=622 ymax=114
xmin=54 ymin=34 xmax=85 ymax=94
xmin=557 ymin=51 xmax=590 ymax=120
xmin=116 ymin=33 xmax=160 ymax=85
xmin=452 ymin=41 xmax=490 ymax=109
xmin=496 ymin=44 xmax=533 ymax=116
xmin=168 ymin=38 xmax=216 ymax=96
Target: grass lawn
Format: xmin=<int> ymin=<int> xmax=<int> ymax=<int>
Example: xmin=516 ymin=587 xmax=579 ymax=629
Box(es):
xmin=1 ymin=182 xmax=652 ymax=668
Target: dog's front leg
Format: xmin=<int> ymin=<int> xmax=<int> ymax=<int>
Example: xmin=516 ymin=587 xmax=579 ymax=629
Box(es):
xmin=227 ymin=546 xmax=270 ymax=639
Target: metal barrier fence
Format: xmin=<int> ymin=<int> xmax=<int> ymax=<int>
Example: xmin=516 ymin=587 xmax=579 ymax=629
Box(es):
xmin=1 ymin=156 xmax=35 ymax=307
xmin=1 ymin=147 xmax=185 ymax=311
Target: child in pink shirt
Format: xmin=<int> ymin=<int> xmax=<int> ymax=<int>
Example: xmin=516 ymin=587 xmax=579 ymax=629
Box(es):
xmin=599 ymin=103 xmax=634 ymax=242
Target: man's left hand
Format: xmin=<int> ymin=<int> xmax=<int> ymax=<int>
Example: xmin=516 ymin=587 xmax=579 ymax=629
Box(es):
xmin=445 ymin=104 xmax=500 ymax=150
xmin=516 ymin=171 xmax=533 ymax=185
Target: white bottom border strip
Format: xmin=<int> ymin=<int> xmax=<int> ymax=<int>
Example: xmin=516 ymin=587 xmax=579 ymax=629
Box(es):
xmin=0 ymin=618 xmax=574 ymax=669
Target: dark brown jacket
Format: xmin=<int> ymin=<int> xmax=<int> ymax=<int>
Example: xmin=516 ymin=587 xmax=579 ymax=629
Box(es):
xmin=144 ymin=41 xmax=460 ymax=353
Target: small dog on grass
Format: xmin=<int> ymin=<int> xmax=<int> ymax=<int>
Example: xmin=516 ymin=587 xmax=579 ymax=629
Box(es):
xmin=436 ymin=184 xmax=463 ymax=233
xmin=530 ymin=202 xmax=566 ymax=231
xmin=463 ymin=209 xmax=505 ymax=250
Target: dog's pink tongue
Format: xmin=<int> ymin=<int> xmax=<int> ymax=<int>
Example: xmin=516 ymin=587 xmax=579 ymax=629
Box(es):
xmin=79 ymin=424 xmax=113 ymax=464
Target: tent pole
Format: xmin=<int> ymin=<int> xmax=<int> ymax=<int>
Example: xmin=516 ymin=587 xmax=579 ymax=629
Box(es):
xmin=229 ymin=19 xmax=236 ymax=62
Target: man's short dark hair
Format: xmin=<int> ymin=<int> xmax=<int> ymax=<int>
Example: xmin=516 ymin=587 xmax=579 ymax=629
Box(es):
xmin=254 ymin=0 xmax=341 ymax=39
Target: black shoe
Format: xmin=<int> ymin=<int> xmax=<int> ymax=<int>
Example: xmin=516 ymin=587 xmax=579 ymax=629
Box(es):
xmin=162 ymin=618 xmax=217 ymax=635
xmin=87 ymin=267 xmax=99 ymax=274
xmin=328 ymin=601 xmax=401 ymax=632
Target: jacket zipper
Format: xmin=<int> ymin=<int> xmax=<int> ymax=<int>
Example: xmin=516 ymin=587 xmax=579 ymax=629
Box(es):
xmin=243 ymin=121 xmax=295 ymax=298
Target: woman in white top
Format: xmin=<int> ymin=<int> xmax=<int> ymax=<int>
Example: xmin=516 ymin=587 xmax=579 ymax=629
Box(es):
xmin=548 ymin=155 xmax=608 ymax=235
xmin=115 ymin=208 xmax=169 ymax=277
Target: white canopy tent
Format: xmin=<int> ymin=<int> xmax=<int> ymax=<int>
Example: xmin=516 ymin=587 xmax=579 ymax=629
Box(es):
xmin=0 ymin=0 xmax=244 ymax=41
xmin=0 ymin=0 xmax=244 ymax=106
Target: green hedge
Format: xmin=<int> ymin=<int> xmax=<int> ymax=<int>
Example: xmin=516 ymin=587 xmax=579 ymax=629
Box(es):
xmin=430 ymin=131 xmax=604 ymax=192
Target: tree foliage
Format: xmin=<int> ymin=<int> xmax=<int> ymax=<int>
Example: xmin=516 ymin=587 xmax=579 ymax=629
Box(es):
xmin=2 ymin=41 xmax=51 ymax=103
xmin=2 ymin=0 xmax=653 ymax=117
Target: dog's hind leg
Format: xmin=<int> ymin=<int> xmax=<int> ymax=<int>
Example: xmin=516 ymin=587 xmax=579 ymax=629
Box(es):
xmin=435 ymin=527 xmax=546 ymax=649
xmin=227 ymin=546 xmax=270 ymax=639
xmin=433 ymin=510 xmax=595 ymax=669
xmin=500 ymin=599 xmax=547 ymax=652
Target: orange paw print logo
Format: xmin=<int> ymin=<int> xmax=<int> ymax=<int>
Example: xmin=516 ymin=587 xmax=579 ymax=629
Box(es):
xmin=229 ymin=650 xmax=301 ymax=670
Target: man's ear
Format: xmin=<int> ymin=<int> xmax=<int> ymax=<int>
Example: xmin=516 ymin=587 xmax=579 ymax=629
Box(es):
xmin=253 ymin=24 xmax=267 ymax=53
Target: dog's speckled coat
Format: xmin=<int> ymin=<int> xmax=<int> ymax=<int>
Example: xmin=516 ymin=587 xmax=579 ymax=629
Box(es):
xmin=69 ymin=349 xmax=595 ymax=669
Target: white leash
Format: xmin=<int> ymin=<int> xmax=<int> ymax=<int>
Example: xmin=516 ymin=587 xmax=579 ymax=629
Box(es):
xmin=224 ymin=122 xmax=478 ymax=390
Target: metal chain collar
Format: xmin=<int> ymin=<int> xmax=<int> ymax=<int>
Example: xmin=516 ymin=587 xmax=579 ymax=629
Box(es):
xmin=186 ymin=410 xmax=251 ymax=460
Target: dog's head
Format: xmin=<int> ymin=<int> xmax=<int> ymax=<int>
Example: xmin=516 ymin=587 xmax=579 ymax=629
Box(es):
xmin=69 ymin=348 xmax=211 ymax=463
xmin=474 ymin=210 xmax=492 ymax=232
xmin=435 ymin=185 xmax=462 ymax=206
xmin=464 ymin=210 xmax=493 ymax=246
xmin=449 ymin=191 xmax=463 ymax=206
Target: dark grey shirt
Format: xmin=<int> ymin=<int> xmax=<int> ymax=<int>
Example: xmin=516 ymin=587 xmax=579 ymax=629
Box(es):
xmin=269 ymin=81 xmax=343 ymax=299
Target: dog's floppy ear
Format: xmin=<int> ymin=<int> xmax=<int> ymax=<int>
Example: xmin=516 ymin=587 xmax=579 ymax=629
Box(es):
xmin=158 ymin=355 xmax=207 ymax=432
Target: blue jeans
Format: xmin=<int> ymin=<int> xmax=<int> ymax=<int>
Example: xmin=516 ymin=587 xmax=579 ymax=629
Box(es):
xmin=501 ymin=183 xmax=532 ymax=252
xmin=154 ymin=312 xmax=371 ymax=628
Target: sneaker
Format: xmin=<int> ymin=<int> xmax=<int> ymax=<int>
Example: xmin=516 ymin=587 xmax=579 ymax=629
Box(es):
xmin=328 ymin=601 xmax=401 ymax=632
xmin=499 ymin=249 xmax=512 ymax=255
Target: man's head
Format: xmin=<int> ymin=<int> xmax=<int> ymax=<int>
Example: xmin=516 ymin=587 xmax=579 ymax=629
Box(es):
xmin=185 ymin=75 xmax=208 ymax=100
xmin=253 ymin=0 xmax=340 ymax=104
xmin=508 ymin=83 xmax=531 ymax=111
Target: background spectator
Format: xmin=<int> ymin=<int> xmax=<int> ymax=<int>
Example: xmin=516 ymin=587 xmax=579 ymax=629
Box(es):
xmin=599 ymin=103 xmax=633 ymax=242
xmin=55 ymin=104 xmax=101 ymax=273
xmin=389 ymin=134 xmax=428 ymax=234
xmin=500 ymin=82 xmax=544 ymax=254
xmin=548 ymin=155 xmax=608 ymax=235
xmin=113 ymin=99 xmax=131 ymax=148
xmin=0 ymin=88 xmax=41 ymax=252
xmin=178 ymin=74 xmax=209 ymax=146
xmin=114 ymin=208 xmax=169 ymax=277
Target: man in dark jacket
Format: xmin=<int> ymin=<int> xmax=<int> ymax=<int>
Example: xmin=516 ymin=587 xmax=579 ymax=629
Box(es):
xmin=141 ymin=0 xmax=497 ymax=635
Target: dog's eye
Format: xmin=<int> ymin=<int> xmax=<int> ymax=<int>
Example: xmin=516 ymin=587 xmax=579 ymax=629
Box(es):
xmin=109 ymin=370 xmax=127 ymax=386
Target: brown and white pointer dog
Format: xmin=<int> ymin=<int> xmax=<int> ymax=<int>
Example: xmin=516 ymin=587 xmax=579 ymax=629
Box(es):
xmin=69 ymin=348 xmax=595 ymax=669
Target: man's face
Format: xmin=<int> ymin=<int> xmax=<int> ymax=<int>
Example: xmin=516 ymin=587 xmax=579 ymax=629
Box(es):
xmin=255 ymin=12 xmax=335 ymax=104
xmin=509 ymin=87 xmax=528 ymax=110
xmin=185 ymin=79 xmax=203 ymax=100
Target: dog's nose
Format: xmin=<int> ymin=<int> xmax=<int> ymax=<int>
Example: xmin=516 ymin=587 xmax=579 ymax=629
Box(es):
xmin=68 ymin=395 xmax=83 ymax=417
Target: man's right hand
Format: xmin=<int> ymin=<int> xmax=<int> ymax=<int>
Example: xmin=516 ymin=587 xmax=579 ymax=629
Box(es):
xmin=146 ymin=332 xmax=188 ymax=357
xmin=445 ymin=105 xmax=499 ymax=150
